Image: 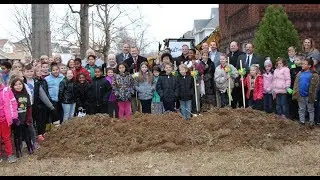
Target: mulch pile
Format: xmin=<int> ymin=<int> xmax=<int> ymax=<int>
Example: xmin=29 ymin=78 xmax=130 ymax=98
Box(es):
xmin=36 ymin=108 xmax=318 ymax=160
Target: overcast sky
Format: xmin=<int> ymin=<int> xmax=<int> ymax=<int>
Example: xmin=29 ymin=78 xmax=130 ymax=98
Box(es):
xmin=0 ymin=4 xmax=218 ymax=52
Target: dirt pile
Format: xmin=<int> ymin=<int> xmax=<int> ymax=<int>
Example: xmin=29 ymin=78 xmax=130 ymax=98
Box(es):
xmin=36 ymin=108 xmax=318 ymax=160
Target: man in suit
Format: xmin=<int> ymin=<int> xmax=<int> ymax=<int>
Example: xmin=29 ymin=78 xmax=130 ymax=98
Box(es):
xmin=123 ymin=47 xmax=148 ymax=114
xmin=228 ymin=41 xmax=245 ymax=109
xmin=237 ymin=43 xmax=263 ymax=72
xmin=123 ymin=47 xmax=148 ymax=74
xmin=116 ymin=43 xmax=132 ymax=64
xmin=209 ymin=41 xmax=221 ymax=68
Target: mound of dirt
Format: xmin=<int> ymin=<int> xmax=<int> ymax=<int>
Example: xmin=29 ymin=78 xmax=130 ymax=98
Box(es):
xmin=36 ymin=108 xmax=318 ymax=160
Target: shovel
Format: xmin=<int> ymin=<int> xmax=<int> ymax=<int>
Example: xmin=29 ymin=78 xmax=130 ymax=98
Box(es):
xmin=184 ymin=108 xmax=202 ymax=117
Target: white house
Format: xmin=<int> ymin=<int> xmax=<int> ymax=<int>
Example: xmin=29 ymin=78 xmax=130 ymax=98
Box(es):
xmin=192 ymin=8 xmax=219 ymax=45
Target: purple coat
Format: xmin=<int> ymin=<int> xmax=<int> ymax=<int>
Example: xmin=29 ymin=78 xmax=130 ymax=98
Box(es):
xmin=106 ymin=76 xmax=116 ymax=102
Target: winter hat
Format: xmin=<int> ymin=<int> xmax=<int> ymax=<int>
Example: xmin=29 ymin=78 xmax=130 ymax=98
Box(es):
xmin=264 ymin=58 xmax=272 ymax=67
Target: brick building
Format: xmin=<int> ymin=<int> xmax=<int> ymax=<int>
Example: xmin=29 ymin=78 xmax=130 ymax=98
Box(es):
xmin=219 ymin=4 xmax=320 ymax=53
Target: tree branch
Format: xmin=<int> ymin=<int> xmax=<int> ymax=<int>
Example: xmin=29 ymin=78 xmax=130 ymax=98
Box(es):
xmin=68 ymin=4 xmax=80 ymax=14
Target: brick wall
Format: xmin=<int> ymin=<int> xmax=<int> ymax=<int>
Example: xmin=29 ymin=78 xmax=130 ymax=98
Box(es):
xmin=219 ymin=4 xmax=320 ymax=53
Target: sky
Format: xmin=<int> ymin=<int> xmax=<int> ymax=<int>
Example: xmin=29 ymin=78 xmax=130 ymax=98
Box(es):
xmin=0 ymin=4 xmax=218 ymax=52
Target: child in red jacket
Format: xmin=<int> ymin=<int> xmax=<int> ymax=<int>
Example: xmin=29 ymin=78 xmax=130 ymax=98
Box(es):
xmin=244 ymin=64 xmax=264 ymax=110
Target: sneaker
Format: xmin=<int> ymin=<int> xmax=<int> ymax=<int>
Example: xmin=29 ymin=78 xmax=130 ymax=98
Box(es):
xmin=0 ymin=158 xmax=3 ymax=163
xmin=299 ymin=121 xmax=305 ymax=125
xmin=34 ymin=142 xmax=40 ymax=150
xmin=7 ymin=155 xmax=17 ymax=163
xmin=38 ymin=135 xmax=45 ymax=141
xmin=22 ymin=141 xmax=27 ymax=149
xmin=281 ymin=115 xmax=286 ymax=119
xmin=309 ymin=122 xmax=315 ymax=128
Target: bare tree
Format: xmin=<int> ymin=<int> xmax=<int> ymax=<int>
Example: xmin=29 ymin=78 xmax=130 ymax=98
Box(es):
xmin=57 ymin=10 xmax=81 ymax=44
xmin=113 ymin=25 xmax=155 ymax=56
xmin=68 ymin=4 xmax=91 ymax=58
xmin=11 ymin=4 xmax=60 ymax=57
xmin=11 ymin=5 xmax=32 ymax=54
xmin=31 ymin=4 xmax=51 ymax=59
xmin=94 ymin=4 xmax=145 ymax=61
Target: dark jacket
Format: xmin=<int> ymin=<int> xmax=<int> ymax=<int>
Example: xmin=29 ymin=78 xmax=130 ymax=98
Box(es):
xmin=101 ymin=63 xmax=117 ymax=75
xmin=228 ymin=50 xmax=245 ymax=84
xmin=75 ymin=82 xmax=90 ymax=109
xmin=228 ymin=50 xmax=245 ymax=68
xmin=290 ymin=66 xmax=302 ymax=89
xmin=174 ymin=54 xmax=188 ymax=66
xmin=200 ymin=58 xmax=216 ymax=95
xmin=123 ymin=55 xmax=148 ymax=74
xmin=89 ymin=76 xmax=111 ymax=106
xmin=33 ymin=77 xmax=51 ymax=109
xmin=13 ymin=90 xmax=32 ymax=125
xmin=156 ymin=73 xmax=179 ymax=102
xmin=177 ymin=75 xmax=194 ymax=101
xmin=58 ymin=78 xmax=76 ymax=104
xmin=237 ymin=53 xmax=263 ymax=71
xmin=116 ymin=53 xmax=132 ymax=64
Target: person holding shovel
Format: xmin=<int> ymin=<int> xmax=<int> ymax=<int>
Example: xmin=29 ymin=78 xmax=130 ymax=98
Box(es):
xmin=214 ymin=54 xmax=239 ymax=107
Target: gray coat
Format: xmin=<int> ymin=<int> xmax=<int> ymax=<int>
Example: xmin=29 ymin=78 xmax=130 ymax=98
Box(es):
xmin=135 ymin=80 xmax=155 ymax=100
xmin=214 ymin=64 xmax=239 ymax=93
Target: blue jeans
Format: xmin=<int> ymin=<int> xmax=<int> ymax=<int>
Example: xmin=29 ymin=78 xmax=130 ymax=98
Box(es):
xmin=263 ymin=94 xmax=273 ymax=113
xmin=180 ymin=100 xmax=192 ymax=120
xmin=248 ymin=99 xmax=261 ymax=110
xmin=62 ymin=103 xmax=76 ymax=121
xmin=276 ymin=93 xmax=288 ymax=116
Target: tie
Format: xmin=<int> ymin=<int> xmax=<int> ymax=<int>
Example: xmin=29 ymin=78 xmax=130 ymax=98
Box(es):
xmin=124 ymin=54 xmax=128 ymax=60
xmin=134 ymin=57 xmax=137 ymax=72
xmin=246 ymin=55 xmax=250 ymax=66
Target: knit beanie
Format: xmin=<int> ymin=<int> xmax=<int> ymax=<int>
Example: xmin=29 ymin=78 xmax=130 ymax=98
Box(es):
xmin=264 ymin=59 xmax=272 ymax=67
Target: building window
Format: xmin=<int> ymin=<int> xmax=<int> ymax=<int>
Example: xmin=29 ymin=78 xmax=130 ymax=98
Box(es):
xmin=4 ymin=47 xmax=12 ymax=53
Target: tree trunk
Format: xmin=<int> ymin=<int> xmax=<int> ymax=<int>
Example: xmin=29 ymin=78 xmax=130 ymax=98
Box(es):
xmin=80 ymin=4 xmax=89 ymax=59
xmin=31 ymin=4 xmax=51 ymax=59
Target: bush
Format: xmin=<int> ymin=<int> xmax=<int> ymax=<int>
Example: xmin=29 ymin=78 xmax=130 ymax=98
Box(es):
xmin=253 ymin=5 xmax=300 ymax=63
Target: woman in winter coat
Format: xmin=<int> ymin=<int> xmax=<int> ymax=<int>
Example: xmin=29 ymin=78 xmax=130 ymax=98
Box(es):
xmin=200 ymin=50 xmax=216 ymax=111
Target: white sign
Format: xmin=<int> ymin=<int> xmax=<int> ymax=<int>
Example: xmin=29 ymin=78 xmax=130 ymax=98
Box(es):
xmin=168 ymin=41 xmax=192 ymax=58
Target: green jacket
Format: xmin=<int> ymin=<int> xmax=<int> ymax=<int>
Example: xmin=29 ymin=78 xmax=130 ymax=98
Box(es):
xmin=287 ymin=58 xmax=296 ymax=69
xmin=152 ymin=76 xmax=161 ymax=103
xmin=85 ymin=64 xmax=99 ymax=79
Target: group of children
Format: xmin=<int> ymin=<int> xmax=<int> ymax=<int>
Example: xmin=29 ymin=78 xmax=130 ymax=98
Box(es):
xmin=0 ymin=44 xmax=319 ymax=164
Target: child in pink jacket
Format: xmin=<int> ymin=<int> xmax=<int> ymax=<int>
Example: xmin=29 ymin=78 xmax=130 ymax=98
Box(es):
xmin=271 ymin=57 xmax=291 ymax=118
xmin=263 ymin=58 xmax=274 ymax=113
xmin=0 ymin=76 xmax=18 ymax=163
